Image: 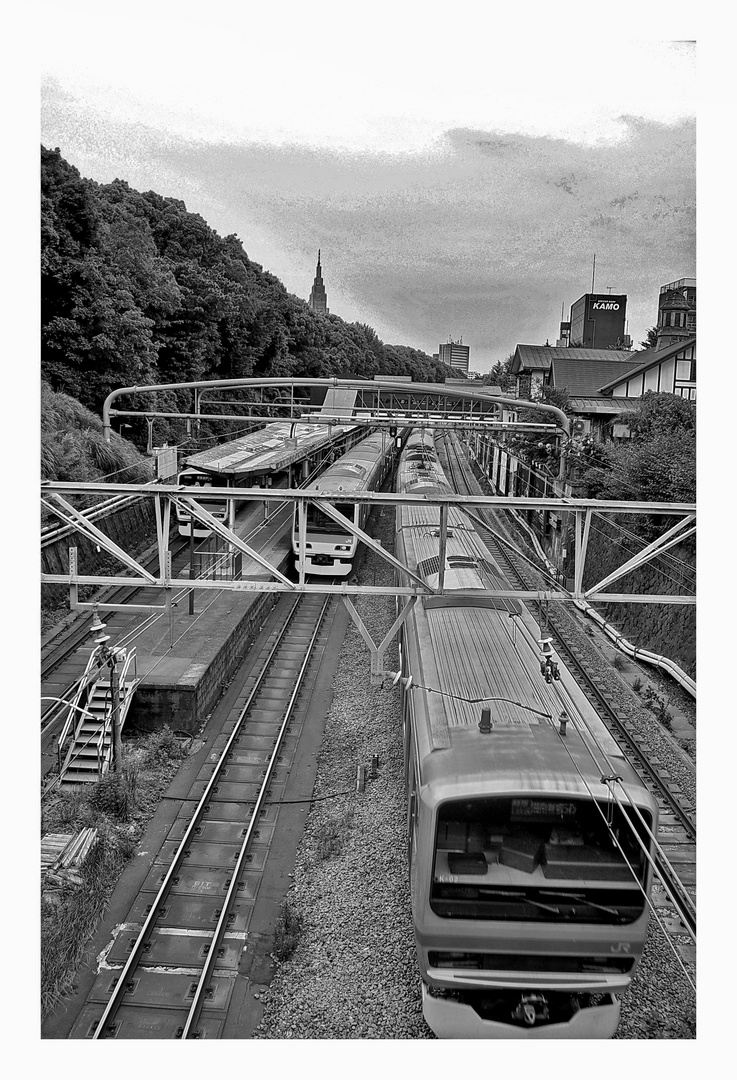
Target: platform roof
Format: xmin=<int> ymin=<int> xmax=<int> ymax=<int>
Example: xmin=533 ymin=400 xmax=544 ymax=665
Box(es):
xmin=184 ymin=421 xmax=355 ymax=477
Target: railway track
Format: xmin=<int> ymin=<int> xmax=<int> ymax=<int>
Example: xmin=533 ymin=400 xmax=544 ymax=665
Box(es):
xmin=438 ymin=432 xmax=696 ymax=953
xmin=70 ymin=592 xmax=332 ymax=1039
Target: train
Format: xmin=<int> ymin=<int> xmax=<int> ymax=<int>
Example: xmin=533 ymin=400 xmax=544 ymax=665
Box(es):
xmin=175 ymin=466 xmax=229 ymax=538
xmin=394 ymin=430 xmax=658 ymax=1038
xmin=292 ymin=429 xmax=399 ymax=577
xmin=175 ymin=420 xmax=359 ymax=539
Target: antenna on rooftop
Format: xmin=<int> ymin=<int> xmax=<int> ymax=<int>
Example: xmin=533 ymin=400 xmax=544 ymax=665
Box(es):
xmin=591 ymin=254 xmax=596 ymax=293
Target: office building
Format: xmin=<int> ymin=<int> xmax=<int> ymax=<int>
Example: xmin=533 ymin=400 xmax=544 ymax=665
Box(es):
xmin=438 ymin=338 xmax=470 ymax=373
xmin=568 ymin=293 xmax=628 ymax=349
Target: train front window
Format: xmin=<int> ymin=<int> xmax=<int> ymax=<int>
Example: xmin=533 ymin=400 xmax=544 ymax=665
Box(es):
xmin=179 ymin=471 xmax=212 ymax=488
xmin=430 ymin=796 xmax=651 ymax=924
xmin=304 ymin=502 xmax=355 ymax=535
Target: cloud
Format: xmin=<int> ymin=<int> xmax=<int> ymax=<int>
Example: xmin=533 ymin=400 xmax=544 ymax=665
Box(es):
xmin=41 ymin=81 xmax=694 ymax=368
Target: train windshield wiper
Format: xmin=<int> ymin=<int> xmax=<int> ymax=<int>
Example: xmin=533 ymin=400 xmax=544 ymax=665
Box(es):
xmin=490 ymin=890 xmax=560 ymax=914
xmin=542 ymin=890 xmax=621 ymax=917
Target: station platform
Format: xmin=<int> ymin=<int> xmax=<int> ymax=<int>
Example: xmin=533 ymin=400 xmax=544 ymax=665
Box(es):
xmin=129 ymin=503 xmax=292 ymax=734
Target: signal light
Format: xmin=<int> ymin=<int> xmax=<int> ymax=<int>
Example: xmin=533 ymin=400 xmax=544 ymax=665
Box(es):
xmin=572 ymin=419 xmax=586 ymax=435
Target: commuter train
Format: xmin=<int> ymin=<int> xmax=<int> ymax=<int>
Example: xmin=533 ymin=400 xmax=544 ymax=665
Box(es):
xmin=394 ymin=430 xmax=658 ymax=1038
xmin=175 ymin=421 xmax=358 ymax=539
xmin=292 ymin=429 xmax=400 ymax=576
xmin=175 ymin=467 xmax=229 ymax=538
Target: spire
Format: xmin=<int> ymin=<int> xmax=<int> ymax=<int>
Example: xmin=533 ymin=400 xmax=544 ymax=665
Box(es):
xmin=309 ymin=250 xmax=328 ymax=314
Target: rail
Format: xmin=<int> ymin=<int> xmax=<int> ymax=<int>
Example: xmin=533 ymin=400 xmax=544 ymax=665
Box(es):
xmin=91 ymin=597 xmax=329 ymax=1038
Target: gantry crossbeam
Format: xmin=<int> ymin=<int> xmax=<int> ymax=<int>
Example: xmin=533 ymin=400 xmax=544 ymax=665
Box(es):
xmin=41 ymin=481 xmax=696 ymax=608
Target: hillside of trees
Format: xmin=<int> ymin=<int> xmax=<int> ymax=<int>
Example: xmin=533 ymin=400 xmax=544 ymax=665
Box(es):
xmin=41 ymin=146 xmax=453 ymax=463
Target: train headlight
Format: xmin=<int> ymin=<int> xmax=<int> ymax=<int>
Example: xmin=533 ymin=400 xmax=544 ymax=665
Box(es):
xmin=336 ymin=545 xmax=351 ymax=551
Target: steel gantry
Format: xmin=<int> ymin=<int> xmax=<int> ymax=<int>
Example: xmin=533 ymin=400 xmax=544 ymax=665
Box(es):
xmin=44 ymin=379 xmax=693 ymax=687
xmin=42 ymin=481 xmax=696 ymax=600
xmin=42 ymin=477 xmax=696 ymax=685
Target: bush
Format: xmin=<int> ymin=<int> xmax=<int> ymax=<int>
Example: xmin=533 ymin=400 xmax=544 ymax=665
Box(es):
xmin=141 ymin=726 xmax=188 ymax=768
xmin=88 ymin=766 xmax=138 ymax=821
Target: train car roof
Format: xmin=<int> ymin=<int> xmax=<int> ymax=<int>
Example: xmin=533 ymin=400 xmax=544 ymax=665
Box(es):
xmin=418 ymin=719 xmax=645 ymax=805
xmin=184 ymin=421 xmax=355 ymax=477
xmin=302 ymin=431 xmax=391 ymax=494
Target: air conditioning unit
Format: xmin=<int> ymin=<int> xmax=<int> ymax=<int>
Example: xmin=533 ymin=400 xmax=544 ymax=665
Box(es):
xmin=572 ymin=418 xmax=591 ymax=436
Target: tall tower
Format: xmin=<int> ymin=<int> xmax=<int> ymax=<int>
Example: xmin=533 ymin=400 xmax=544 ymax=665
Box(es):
xmin=656 ymin=278 xmax=696 ymax=350
xmin=308 ymin=250 xmax=329 ymax=314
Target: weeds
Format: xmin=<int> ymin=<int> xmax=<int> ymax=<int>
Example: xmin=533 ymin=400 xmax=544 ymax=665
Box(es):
xmin=642 ymin=685 xmax=673 ymax=731
xmin=88 ymin=764 xmax=139 ymax=821
xmin=315 ymin=807 xmax=355 ymax=862
xmin=632 ymin=677 xmax=643 ymax=693
xmin=41 ymin=824 xmax=135 ymax=1018
xmin=141 ymin=726 xmax=188 ymax=768
xmin=41 ymin=727 xmax=190 ymax=1020
xmin=612 ymin=653 xmax=627 ymax=672
xmin=272 ymin=900 xmax=304 ymax=963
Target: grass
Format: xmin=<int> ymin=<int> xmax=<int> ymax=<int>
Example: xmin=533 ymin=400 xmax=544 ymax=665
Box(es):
xmin=611 ymin=653 xmax=627 ymax=672
xmin=272 ymin=900 xmax=305 ymax=963
xmin=314 ymin=806 xmax=355 ymax=862
xmin=41 ymin=727 xmax=189 ymax=1019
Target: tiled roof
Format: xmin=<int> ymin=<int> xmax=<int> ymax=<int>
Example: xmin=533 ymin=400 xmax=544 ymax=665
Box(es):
xmin=597 ymin=337 xmax=696 ymax=392
xmin=511 ymin=344 xmax=636 ymax=372
xmin=549 ymin=358 xmax=643 ymax=396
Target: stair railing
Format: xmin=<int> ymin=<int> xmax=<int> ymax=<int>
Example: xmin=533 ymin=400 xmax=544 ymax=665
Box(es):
xmin=57 ymin=648 xmax=103 ymax=769
xmin=57 ymin=645 xmax=139 ymax=782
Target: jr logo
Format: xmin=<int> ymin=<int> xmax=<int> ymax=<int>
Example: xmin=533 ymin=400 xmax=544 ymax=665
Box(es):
xmin=610 ymin=942 xmax=631 ymax=953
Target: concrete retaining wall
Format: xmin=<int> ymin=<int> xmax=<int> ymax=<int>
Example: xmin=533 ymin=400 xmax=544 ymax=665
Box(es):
xmin=128 ymin=591 xmax=278 ymax=735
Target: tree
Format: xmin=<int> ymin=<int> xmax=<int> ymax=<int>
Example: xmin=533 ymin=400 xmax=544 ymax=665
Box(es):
xmin=480 ymin=355 xmax=516 ymax=391
xmin=578 ymin=392 xmax=695 ymax=503
xmin=638 ymin=326 xmax=659 ymax=350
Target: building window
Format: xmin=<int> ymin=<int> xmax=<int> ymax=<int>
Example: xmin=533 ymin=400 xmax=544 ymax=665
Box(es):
xmin=676 ymin=360 xmax=692 ymax=380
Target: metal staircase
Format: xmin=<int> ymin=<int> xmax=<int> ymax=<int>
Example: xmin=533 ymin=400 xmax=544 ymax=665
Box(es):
xmin=57 ymin=645 xmax=138 ymax=788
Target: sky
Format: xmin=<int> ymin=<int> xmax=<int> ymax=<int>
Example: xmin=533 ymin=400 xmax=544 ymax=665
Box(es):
xmin=35 ymin=2 xmax=699 ymax=372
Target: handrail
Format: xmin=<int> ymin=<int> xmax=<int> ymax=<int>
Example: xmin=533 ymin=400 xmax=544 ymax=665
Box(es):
xmin=56 ymin=646 xmax=139 ymax=780
xmin=57 ymin=649 xmax=103 ymax=768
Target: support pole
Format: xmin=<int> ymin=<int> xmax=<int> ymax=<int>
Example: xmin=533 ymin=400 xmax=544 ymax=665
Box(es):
xmin=189 ymin=527 xmax=195 ymax=615
xmin=110 ymin=655 xmax=122 ymax=773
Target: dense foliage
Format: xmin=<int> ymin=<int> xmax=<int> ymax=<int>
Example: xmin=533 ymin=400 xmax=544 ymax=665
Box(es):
xmin=41 ymin=146 xmax=453 ymax=428
xmin=41 ymin=381 xmax=153 ymax=487
xmin=578 ymin=392 xmax=696 ymax=503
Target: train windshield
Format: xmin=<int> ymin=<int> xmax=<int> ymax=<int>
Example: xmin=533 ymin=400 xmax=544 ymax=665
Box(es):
xmin=431 ymin=796 xmax=652 ymax=924
xmin=178 ymin=470 xmax=213 ymax=488
xmin=304 ymin=502 xmax=355 ymax=535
